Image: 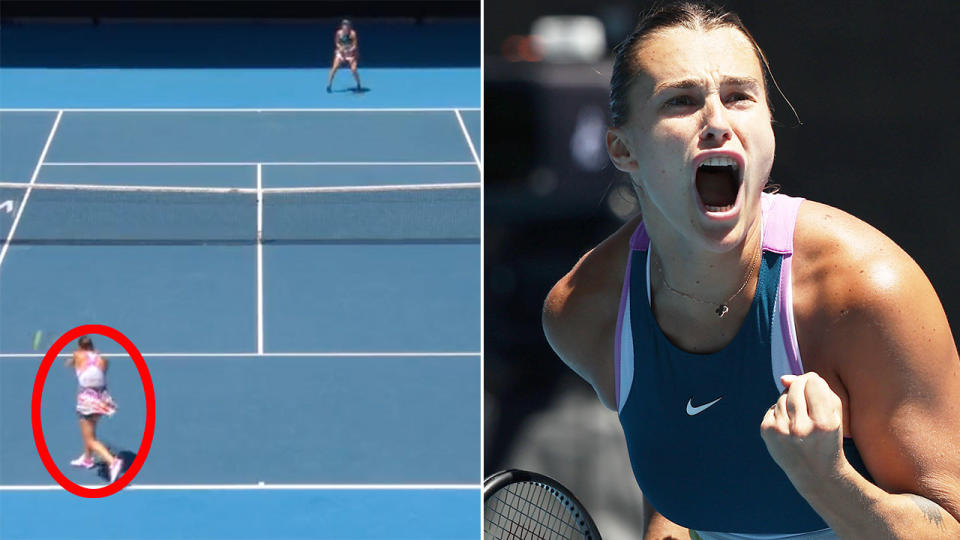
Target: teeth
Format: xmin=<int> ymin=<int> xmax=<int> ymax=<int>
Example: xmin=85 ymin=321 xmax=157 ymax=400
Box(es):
xmin=705 ymin=204 xmax=734 ymax=212
xmin=700 ymin=156 xmax=739 ymax=169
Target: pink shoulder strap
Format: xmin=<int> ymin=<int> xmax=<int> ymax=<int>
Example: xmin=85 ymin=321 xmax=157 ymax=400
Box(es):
xmin=628 ymin=221 xmax=650 ymax=251
xmin=762 ymin=191 xmax=806 ymax=377
xmin=761 ymin=192 xmax=804 ymax=255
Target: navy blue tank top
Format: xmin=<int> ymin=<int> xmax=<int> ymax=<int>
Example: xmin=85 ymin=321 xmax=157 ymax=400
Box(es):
xmin=616 ymin=193 xmax=872 ymax=534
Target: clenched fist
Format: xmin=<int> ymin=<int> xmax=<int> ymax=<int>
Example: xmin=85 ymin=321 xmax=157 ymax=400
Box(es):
xmin=761 ymin=373 xmax=846 ymax=488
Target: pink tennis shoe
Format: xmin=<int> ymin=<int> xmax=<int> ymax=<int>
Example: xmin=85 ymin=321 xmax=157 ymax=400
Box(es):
xmin=70 ymin=454 xmax=95 ymax=469
xmin=109 ymin=459 xmax=124 ymax=483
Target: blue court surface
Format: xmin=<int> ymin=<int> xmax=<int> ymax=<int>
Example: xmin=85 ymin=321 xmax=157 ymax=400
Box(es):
xmin=0 ymin=36 xmax=481 ymax=538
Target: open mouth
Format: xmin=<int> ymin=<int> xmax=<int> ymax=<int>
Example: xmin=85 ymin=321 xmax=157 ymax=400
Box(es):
xmin=695 ymin=156 xmax=741 ymax=212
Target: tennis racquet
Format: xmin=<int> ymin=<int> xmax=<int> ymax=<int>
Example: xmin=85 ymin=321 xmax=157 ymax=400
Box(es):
xmin=484 ymin=469 xmax=602 ymax=540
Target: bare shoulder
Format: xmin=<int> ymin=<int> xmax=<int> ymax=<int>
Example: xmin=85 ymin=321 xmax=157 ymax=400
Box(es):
xmin=794 ymin=200 xmax=960 ymax=506
xmin=793 ymin=199 xmax=954 ymax=373
xmin=793 ymin=199 xmax=942 ymax=342
xmin=794 ymin=199 xmax=910 ymax=274
xmin=543 ymin=215 xmax=640 ymax=409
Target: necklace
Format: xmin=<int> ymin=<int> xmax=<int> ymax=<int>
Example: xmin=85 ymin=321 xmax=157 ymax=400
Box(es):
xmin=654 ymin=240 xmax=762 ymax=318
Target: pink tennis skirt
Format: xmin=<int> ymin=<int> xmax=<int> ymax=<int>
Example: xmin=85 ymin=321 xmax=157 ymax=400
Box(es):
xmin=76 ymin=387 xmax=117 ymax=417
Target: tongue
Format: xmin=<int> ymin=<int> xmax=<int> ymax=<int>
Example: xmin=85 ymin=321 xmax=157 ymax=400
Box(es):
xmin=696 ymin=168 xmax=738 ymax=207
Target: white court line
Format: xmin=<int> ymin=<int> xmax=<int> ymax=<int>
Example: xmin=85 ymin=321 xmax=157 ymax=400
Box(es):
xmin=0 ymin=181 xmax=255 ymax=194
xmin=0 ymin=483 xmax=479 ymax=491
xmin=43 ymin=162 xmax=254 ymax=167
xmin=0 ymin=110 xmax=63 ymax=270
xmin=42 ymin=161 xmax=477 ymax=167
xmin=256 ymin=163 xmax=264 ymax=355
xmin=0 ymin=352 xmax=480 ymax=358
xmin=453 ymin=109 xmax=481 ymax=173
xmin=261 ymin=182 xmax=480 ymax=193
xmin=0 ymin=181 xmax=480 ymax=194
xmin=0 ymin=108 xmax=481 ymax=113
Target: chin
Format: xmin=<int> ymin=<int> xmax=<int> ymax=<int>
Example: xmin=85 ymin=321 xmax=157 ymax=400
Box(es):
xmin=690 ymin=192 xmax=761 ymax=253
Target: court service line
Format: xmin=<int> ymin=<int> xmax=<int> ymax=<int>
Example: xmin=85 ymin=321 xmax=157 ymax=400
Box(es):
xmin=0 ymin=108 xmax=481 ymax=113
xmin=0 ymin=352 xmax=480 ymax=358
xmin=256 ymin=163 xmax=264 ymax=355
xmin=0 ymin=110 xmax=63 ymax=270
xmin=42 ymin=162 xmax=252 ymax=167
xmin=0 ymin=182 xmax=250 ymax=194
xmin=453 ymin=109 xmax=481 ymax=173
xmin=42 ymin=161 xmax=477 ymax=167
xmin=0 ymin=483 xmax=480 ymax=491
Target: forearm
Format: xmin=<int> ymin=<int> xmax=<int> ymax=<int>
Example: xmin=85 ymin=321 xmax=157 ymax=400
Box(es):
xmin=795 ymin=461 xmax=960 ymax=539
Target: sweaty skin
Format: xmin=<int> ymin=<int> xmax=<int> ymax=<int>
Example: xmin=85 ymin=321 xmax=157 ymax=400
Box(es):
xmin=543 ymin=25 xmax=960 ymax=539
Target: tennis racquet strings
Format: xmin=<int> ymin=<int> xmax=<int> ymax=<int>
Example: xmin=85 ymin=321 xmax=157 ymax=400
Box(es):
xmin=484 ymin=469 xmax=602 ymax=540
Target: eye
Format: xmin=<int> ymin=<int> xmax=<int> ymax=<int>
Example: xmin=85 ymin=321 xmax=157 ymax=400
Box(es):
xmin=726 ymin=92 xmax=753 ymax=104
xmin=664 ymin=95 xmax=695 ymax=107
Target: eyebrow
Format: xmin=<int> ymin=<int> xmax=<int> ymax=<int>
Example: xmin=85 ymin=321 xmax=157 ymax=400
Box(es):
xmin=653 ymin=76 xmax=761 ymax=94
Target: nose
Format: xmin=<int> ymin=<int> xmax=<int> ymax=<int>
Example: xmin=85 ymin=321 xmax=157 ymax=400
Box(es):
xmin=700 ymin=96 xmax=733 ymax=145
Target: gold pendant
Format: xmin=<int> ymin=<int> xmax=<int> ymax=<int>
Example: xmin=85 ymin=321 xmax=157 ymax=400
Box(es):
xmin=716 ymin=304 xmax=729 ymax=317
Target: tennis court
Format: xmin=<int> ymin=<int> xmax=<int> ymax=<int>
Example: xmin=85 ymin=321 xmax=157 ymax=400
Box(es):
xmin=0 ymin=104 xmax=480 ymax=536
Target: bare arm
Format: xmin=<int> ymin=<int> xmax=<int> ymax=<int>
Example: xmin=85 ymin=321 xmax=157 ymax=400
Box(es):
xmin=543 ymin=216 xmax=640 ymax=410
xmin=769 ymin=204 xmax=960 ymax=538
xmin=815 ymin=258 xmax=960 ymax=538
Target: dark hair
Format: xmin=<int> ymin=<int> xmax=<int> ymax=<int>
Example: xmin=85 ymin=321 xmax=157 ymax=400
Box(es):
xmin=341 ymin=19 xmax=352 ymax=27
xmin=610 ymin=1 xmax=790 ymax=127
xmin=78 ymin=336 xmax=94 ymax=350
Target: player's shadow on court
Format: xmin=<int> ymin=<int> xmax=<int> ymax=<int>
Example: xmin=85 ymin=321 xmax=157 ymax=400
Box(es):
xmin=331 ymin=87 xmax=371 ymax=94
xmin=95 ymin=448 xmax=137 ymax=482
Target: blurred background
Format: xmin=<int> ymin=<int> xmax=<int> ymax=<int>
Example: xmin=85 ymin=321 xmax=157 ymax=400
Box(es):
xmin=485 ymin=1 xmax=959 ymax=537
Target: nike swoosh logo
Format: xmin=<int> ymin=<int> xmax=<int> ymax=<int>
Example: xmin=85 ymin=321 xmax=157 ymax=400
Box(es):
xmin=686 ymin=396 xmax=723 ymax=416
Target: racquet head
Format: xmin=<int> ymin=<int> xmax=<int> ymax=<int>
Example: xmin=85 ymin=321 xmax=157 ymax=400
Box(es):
xmin=484 ymin=469 xmax=602 ymax=540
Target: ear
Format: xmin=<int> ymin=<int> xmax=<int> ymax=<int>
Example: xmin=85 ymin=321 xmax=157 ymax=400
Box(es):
xmin=606 ymin=128 xmax=639 ymax=172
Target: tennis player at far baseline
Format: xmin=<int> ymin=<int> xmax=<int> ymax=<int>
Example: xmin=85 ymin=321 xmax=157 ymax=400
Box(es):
xmin=542 ymin=2 xmax=960 ymax=539
xmin=326 ymin=18 xmax=362 ymax=93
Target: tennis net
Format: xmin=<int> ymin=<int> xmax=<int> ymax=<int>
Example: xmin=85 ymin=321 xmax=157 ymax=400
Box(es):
xmin=0 ymin=182 xmax=480 ymax=245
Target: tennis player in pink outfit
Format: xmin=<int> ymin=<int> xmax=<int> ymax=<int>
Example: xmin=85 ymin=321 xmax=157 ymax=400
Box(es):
xmin=67 ymin=336 xmax=123 ymax=483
